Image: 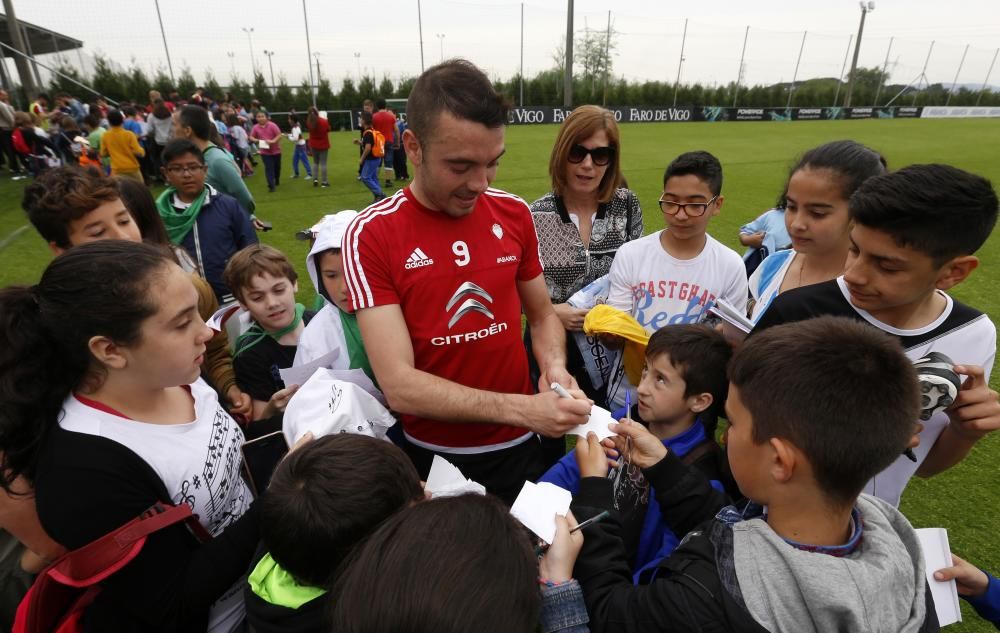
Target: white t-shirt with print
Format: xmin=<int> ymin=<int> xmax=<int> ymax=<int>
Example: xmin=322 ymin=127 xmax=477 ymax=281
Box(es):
xmin=604 ymin=231 xmax=747 ymax=407
xmin=60 ymin=378 xmax=252 ymax=633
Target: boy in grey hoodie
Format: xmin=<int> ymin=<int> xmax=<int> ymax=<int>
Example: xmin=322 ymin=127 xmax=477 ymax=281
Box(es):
xmin=567 ymin=316 xmax=940 ymax=633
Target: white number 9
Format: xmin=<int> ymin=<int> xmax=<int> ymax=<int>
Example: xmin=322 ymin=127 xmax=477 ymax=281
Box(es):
xmin=452 ymin=240 xmax=470 ymax=267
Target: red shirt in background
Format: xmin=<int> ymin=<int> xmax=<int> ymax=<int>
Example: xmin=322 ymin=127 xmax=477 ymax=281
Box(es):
xmin=372 ymin=109 xmax=397 ymax=145
xmin=308 ymin=116 xmax=331 ymax=151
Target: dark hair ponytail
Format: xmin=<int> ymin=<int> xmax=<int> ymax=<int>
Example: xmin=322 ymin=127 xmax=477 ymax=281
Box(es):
xmin=778 ymin=139 xmax=887 ymax=208
xmin=0 ymin=241 xmax=171 ymax=491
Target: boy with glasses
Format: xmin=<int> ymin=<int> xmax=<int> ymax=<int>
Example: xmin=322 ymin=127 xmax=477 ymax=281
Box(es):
xmin=605 ymin=151 xmax=746 ymax=410
xmin=156 ymin=139 xmax=258 ymax=304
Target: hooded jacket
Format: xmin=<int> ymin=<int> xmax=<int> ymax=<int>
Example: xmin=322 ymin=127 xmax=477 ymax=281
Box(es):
xmin=571 ymin=451 xmax=940 ymax=633
xmin=293 ymin=211 xmax=372 ymax=381
xmin=244 ymin=548 xmax=327 ymax=633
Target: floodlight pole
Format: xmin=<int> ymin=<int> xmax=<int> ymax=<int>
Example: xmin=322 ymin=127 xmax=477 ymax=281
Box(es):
xmin=945 ymin=44 xmax=969 ymax=106
xmin=563 ymin=0 xmax=573 ymax=107
xmin=417 ymin=0 xmax=426 ymax=72
xmin=976 ymin=48 xmax=999 ymax=106
xmin=602 ymin=10 xmax=612 ymax=106
xmin=263 ymin=50 xmax=276 ymax=94
xmin=843 ymin=2 xmax=873 ymax=108
xmin=833 ymin=34 xmax=853 ymax=107
xmin=153 ymin=0 xmax=176 ymax=85
xmin=672 ymin=18 xmax=688 ymax=109
xmin=733 ymin=26 xmax=749 ymax=107
xmin=242 ymin=27 xmax=257 ymax=77
xmin=519 ymin=2 xmax=524 ymax=106
xmin=873 ymin=36 xmax=893 ymax=106
xmin=303 ymin=0 xmax=317 ymax=107
xmin=786 ymin=31 xmax=807 ymax=110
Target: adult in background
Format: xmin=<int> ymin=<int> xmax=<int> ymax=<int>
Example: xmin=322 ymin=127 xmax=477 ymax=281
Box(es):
xmin=250 ymin=111 xmax=282 ymax=193
xmin=306 ymin=107 xmax=331 ymax=187
xmin=344 ymin=60 xmax=591 ymax=504
xmin=528 ymin=105 xmax=643 ymax=410
xmin=147 ymin=99 xmax=174 ymax=184
xmin=173 ymin=105 xmax=257 ymax=218
xmin=0 ymin=90 xmax=20 ymax=177
xmin=372 ymin=98 xmax=398 ymax=189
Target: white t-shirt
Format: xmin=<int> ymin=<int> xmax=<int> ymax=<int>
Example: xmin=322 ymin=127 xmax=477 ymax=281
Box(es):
xmin=748 ymin=249 xmax=797 ymax=323
xmin=605 ymin=231 xmax=747 ymax=407
xmin=828 ymin=278 xmax=997 ymax=506
xmin=60 ymin=378 xmax=252 ymax=633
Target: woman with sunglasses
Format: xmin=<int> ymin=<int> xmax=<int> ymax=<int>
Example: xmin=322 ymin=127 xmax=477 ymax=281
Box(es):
xmin=528 ymin=105 xmax=643 ymax=411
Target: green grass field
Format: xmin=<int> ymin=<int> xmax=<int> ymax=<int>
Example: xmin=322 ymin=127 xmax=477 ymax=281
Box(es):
xmin=1 ymin=118 xmax=999 ymax=629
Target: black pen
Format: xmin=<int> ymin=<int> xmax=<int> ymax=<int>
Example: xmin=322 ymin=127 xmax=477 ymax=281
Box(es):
xmin=570 ymin=510 xmax=611 ymax=534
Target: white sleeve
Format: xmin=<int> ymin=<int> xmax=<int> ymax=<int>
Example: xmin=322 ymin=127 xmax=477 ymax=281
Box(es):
xmin=606 ymin=244 xmax=636 ymax=313
xmin=722 ymin=251 xmax=749 ymax=314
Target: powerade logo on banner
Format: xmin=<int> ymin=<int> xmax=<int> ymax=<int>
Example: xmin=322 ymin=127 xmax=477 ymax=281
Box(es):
xmin=794 ymin=108 xmax=823 ymax=120
xmin=735 ymin=108 xmax=765 ymax=121
xmin=894 ymin=107 xmax=922 ymax=118
xmin=847 ymin=107 xmax=875 ymax=119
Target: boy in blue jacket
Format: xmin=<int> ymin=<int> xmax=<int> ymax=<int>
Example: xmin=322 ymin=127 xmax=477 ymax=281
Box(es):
xmin=539 ymin=324 xmax=736 ymax=584
xmin=156 ymin=138 xmax=257 ymax=304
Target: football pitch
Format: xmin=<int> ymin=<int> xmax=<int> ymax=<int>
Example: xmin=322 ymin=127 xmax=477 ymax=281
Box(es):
xmin=0 ymin=118 xmax=998 ymax=629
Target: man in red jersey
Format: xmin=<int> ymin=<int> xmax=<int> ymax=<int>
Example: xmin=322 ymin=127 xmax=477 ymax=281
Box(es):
xmin=372 ymin=98 xmax=399 ymax=189
xmin=344 ymin=60 xmax=591 ymax=503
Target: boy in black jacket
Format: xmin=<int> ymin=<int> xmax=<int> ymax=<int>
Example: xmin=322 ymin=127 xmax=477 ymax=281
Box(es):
xmin=245 ymin=434 xmax=423 ymax=632
xmin=568 ymin=316 xmax=940 ymax=633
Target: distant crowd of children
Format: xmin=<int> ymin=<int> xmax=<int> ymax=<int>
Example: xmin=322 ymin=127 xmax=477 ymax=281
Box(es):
xmin=0 ymin=57 xmax=999 ymax=633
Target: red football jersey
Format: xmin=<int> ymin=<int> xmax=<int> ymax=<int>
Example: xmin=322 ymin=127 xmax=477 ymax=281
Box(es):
xmin=344 ymin=187 xmax=543 ymax=450
xmin=371 ymin=110 xmax=397 ymax=144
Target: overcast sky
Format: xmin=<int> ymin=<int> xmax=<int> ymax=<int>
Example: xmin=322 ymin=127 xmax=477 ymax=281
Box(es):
xmin=12 ymin=0 xmax=1000 ymax=95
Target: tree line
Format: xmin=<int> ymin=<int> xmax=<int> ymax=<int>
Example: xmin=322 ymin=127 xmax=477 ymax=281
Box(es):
xmin=39 ymin=53 xmax=1000 ymax=116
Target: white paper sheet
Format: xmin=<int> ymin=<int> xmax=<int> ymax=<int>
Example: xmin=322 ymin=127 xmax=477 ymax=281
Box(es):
xmin=205 ymin=304 xmax=244 ymax=332
xmin=916 ymin=527 xmax=962 ymax=627
xmin=510 ymin=481 xmax=572 ymax=544
xmin=424 ymin=455 xmax=486 ymax=498
xmin=567 ymin=405 xmax=619 ymax=441
xmin=278 ymin=348 xmax=340 ymax=388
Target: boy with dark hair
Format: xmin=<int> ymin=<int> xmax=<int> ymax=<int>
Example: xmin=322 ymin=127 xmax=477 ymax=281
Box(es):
xmin=604 ymin=150 xmax=746 ymax=409
xmin=540 ymin=324 xmax=735 ymax=584
xmin=224 ymin=244 xmax=316 ymax=422
xmin=245 ymin=434 xmax=424 ymax=632
xmin=156 ymin=139 xmax=257 ymax=304
xmin=569 ymin=316 xmax=938 ymax=632
xmin=23 ymin=165 xmax=139 ymax=252
xmin=755 ymin=164 xmax=1000 ymax=506
xmin=99 ymin=109 xmax=145 ymax=182
xmin=358 ymin=111 xmax=385 ymax=202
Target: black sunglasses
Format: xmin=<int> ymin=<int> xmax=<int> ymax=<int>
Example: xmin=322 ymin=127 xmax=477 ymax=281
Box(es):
xmin=568 ymin=144 xmax=615 ymax=166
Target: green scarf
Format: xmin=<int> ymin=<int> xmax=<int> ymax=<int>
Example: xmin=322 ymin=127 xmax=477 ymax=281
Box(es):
xmin=156 ymin=186 xmax=209 ymax=245
xmin=234 ymin=303 xmax=306 ymax=360
xmin=248 ymin=552 xmax=325 ymax=608
xmin=338 ymin=308 xmax=374 ymax=382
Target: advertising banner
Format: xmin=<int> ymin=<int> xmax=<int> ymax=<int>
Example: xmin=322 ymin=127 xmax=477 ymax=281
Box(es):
xmin=921 ymin=106 xmax=1000 ymax=118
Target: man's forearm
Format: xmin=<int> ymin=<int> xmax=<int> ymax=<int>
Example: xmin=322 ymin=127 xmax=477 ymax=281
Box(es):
xmin=530 ymin=311 xmax=568 ymax=379
xmin=380 ymin=364 xmax=531 ymax=428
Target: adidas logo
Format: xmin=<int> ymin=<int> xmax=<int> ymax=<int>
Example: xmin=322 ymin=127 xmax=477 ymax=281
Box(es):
xmin=404 ymin=247 xmax=434 ymax=270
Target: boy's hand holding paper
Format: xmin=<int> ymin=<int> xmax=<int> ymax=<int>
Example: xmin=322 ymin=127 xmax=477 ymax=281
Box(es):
xmin=917 ymin=527 xmax=962 ymax=626
xmin=550 ymin=383 xmax=617 ymax=441
xmin=510 ymin=481 xmax=572 ymax=544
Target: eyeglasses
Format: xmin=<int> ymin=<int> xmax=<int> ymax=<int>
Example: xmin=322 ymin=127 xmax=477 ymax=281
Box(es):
xmin=165 ymin=165 xmax=207 ymax=176
xmin=567 ymin=144 xmax=615 ymax=166
xmin=658 ymin=194 xmax=719 ymax=217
